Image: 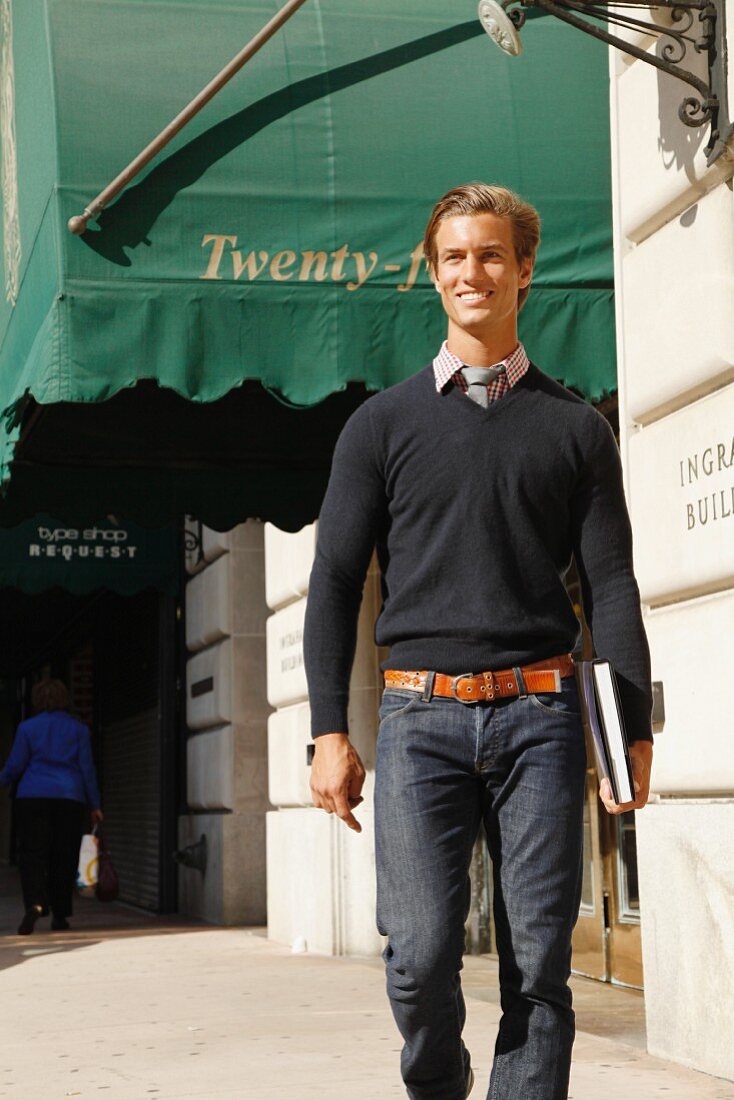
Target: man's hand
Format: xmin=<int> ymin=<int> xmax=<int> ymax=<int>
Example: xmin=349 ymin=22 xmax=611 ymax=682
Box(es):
xmin=599 ymin=739 xmax=653 ymax=815
xmin=310 ymin=733 xmax=366 ymax=833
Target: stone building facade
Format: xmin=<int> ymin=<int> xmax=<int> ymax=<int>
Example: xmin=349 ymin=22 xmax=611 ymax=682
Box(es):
xmin=609 ymin=7 xmax=734 ymax=1080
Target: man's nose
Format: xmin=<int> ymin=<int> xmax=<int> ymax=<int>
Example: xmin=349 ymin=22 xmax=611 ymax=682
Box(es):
xmin=462 ymin=254 xmax=485 ymax=281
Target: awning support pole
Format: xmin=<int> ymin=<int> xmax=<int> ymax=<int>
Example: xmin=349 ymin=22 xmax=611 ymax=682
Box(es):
xmin=68 ymin=0 xmax=310 ymax=235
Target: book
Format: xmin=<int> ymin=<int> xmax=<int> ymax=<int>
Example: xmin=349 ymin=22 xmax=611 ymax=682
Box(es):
xmin=577 ymin=659 xmax=635 ymax=805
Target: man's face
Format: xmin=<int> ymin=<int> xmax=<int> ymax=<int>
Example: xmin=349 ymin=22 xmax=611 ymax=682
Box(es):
xmin=431 ymin=212 xmax=533 ymax=343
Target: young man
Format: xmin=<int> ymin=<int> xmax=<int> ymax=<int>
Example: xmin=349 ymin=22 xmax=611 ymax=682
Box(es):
xmin=303 ymin=183 xmax=653 ymax=1100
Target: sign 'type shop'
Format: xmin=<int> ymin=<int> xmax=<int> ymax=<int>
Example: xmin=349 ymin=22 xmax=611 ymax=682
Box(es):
xmin=30 ymin=524 xmax=139 ymax=561
xmin=0 ymin=516 xmax=178 ymax=595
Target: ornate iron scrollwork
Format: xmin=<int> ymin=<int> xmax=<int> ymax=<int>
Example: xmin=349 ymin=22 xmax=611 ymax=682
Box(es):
xmin=479 ymin=0 xmax=732 ymax=164
xmin=183 ymin=517 xmax=204 ymax=566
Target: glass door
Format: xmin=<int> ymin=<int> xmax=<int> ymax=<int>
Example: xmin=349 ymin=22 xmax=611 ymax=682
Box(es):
xmin=571 ymin=765 xmax=608 ymax=980
xmin=466 ymin=758 xmax=643 ymax=988
xmin=466 ymin=400 xmax=643 ymax=989
xmin=568 ymin=566 xmax=644 ymax=989
xmin=604 ymin=809 xmax=642 ymax=987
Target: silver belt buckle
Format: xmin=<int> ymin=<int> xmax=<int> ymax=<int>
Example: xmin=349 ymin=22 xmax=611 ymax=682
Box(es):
xmin=451 ymin=673 xmax=478 ymax=704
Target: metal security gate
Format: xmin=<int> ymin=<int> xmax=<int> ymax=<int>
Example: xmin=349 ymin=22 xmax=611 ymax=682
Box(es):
xmin=97 ymin=592 xmax=169 ymax=912
xmin=101 ymin=706 xmax=161 ymax=910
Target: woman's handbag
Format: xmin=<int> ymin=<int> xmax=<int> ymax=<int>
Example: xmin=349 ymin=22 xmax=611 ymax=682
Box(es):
xmin=76 ymin=829 xmax=99 ymax=897
xmin=95 ymin=828 xmax=120 ymax=903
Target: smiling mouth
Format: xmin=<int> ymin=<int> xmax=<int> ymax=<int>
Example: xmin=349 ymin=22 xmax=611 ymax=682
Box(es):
xmin=457 ymin=291 xmax=493 ymax=302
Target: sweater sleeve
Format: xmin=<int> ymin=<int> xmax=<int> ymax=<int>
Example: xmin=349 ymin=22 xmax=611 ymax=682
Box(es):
xmin=78 ymin=725 xmax=101 ymax=809
xmin=0 ymin=724 xmax=31 ymax=787
xmin=304 ymin=402 xmax=388 ymax=737
xmin=570 ymin=416 xmax=653 ymax=743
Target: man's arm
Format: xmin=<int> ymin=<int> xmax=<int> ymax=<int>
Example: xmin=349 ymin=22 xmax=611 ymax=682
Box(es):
xmin=303 ymin=401 xmax=387 ymax=831
xmin=571 ymin=416 xmax=654 ymax=813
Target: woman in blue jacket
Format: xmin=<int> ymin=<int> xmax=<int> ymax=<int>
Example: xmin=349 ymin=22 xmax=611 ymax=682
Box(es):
xmin=0 ymin=678 xmax=103 ymax=935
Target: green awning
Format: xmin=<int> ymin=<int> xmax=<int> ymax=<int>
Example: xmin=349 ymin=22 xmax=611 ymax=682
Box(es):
xmin=0 ymin=515 xmax=178 ymax=594
xmin=0 ymin=0 xmax=615 ymax=528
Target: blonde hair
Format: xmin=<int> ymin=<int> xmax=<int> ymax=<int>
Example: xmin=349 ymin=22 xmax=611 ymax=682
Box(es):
xmin=31 ymin=678 xmax=69 ymax=713
xmin=424 ymin=182 xmax=541 ymax=310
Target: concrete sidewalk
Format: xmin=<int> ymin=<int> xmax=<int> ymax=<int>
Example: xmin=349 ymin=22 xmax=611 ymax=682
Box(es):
xmin=0 ymin=875 xmax=732 ymax=1099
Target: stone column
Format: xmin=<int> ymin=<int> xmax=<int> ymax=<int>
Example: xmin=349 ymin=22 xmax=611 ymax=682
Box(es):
xmin=264 ymin=522 xmax=384 ymax=956
xmin=178 ymin=520 xmax=270 ymax=925
xmin=609 ymin=15 xmax=734 ymax=1079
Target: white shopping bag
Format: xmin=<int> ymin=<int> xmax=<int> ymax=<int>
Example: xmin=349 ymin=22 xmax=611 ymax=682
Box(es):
xmin=76 ymin=831 xmax=99 ymax=897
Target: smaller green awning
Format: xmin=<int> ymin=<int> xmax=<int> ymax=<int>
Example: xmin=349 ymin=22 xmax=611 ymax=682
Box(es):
xmin=0 ymin=515 xmax=178 ymax=595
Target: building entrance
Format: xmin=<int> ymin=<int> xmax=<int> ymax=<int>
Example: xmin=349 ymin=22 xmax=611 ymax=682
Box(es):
xmin=466 ymin=554 xmax=644 ymax=990
xmin=568 ymin=563 xmax=643 ymax=989
xmin=466 ymin=783 xmax=642 ymax=988
xmin=572 ymin=769 xmax=642 ymax=987
xmin=0 ymin=582 xmax=181 ymax=914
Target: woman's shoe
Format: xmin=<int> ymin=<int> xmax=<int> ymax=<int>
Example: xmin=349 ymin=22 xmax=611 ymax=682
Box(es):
xmin=51 ymin=917 xmax=70 ymax=931
xmin=17 ymin=905 xmax=45 ymax=935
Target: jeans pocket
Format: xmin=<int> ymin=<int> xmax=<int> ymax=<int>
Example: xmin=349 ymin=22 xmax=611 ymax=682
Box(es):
xmin=527 ymin=681 xmax=582 ymax=716
xmin=379 ymin=689 xmax=420 ymax=724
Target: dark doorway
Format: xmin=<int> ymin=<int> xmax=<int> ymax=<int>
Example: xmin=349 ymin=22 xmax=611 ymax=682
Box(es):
xmin=0 ymin=586 xmax=181 ymax=913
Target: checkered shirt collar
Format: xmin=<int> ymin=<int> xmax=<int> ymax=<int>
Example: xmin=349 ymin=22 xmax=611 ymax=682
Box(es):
xmin=432 ymin=340 xmax=530 ymax=395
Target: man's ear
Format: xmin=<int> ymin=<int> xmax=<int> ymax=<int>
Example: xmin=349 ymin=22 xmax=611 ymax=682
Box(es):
xmin=519 ymin=259 xmax=533 ymax=289
xmin=425 ymin=257 xmax=440 ymax=292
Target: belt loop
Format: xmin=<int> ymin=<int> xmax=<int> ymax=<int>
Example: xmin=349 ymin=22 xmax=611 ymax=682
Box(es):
xmin=512 ymin=666 xmax=528 ymax=699
xmin=422 ymin=670 xmax=436 ymax=702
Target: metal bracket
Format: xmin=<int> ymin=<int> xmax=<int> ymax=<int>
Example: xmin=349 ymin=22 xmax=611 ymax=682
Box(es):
xmin=173 ymin=834 xmax=207 ymax=874
xmin=651 ymin=680 xmax=666 ymax=732
xmin=481 ymin=0 xmax=733 ymax=164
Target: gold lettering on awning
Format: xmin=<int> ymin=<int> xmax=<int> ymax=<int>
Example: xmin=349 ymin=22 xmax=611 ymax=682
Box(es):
xmin=199 ymin=235 xmax=427 ymax=292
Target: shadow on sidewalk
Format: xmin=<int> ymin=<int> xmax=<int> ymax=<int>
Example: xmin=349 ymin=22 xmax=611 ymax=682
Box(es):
xmin=0 ymin=863 xmax=208 ymax=974
xmin=1 ymin=863 xmax=647 ymax=1055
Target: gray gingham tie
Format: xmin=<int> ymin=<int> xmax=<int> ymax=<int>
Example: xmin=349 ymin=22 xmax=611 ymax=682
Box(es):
xmin=460 ymin=365 xmax=505 ymax=408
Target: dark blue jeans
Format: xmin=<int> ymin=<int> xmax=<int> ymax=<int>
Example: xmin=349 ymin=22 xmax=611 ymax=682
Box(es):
xmin=375 ymin=679 xmax=586 ymax=1100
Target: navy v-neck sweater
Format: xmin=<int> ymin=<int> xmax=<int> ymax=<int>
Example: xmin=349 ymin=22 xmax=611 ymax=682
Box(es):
xmin=304 ymin=363 xmax=652 ymax=742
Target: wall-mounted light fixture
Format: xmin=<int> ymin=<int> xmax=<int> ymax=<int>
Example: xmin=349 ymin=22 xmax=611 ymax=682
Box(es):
xmin=478 ymin=0 xmax=733 ymax=164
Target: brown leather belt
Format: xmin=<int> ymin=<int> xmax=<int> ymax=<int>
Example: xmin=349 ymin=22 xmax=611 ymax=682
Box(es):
xmin=384 ymin=654 xmax=575 ymax=704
